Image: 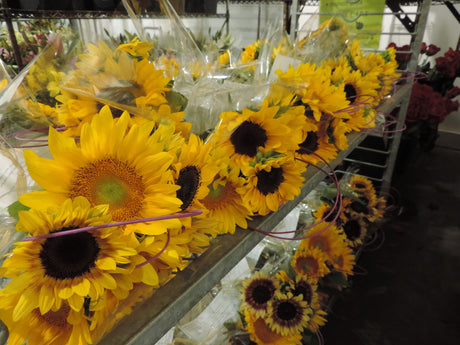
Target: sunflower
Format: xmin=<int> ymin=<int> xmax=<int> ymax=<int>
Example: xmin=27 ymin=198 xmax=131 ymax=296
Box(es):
xmin=307 ymin=304 xmax=328 ymax=333
xmin=133 ymin=232 xmax=188 ymax=287
xmin=0 ymin=78 xmax=8 ymax=91
xmin=298 ymin=222 xmax=348 ymax=261
xmin=0 ymin=297 xmax=91 ymax=345
xmin=156 ymin=55 xmax=180 ymax=79
xmin=298 ymin=18 xmax=348 ymax=49
xmin=275 ymin=63 xmax=350 ymax=122
xmin=330 ymin=240 xmax=356 ymax=278
xmin=56 ymin=90 xmax=103 ymax=137
xmin=266 ymin=292 xmax=311 ymax=336
xmin=212 ymin=101 xmax=303 ymax=166
xmin=66 ymin=41 xmax=171 ymax=118
xmin=312 ymin=201 xmax=345 ymax=225
xmin=240 ymin=40 xmax=262 ymax=64
xmin=154 ymin=104 xmax=191 ymax=138
xmin=240 ymin=271 xmax=279 ymax=318
xmin=201 ymin=165 xmax=253 ymax=234
xmin=19 ymin=108 xmax=183 ymax=236
xmin=352 ymin=48 xmax=400 ymax=101
xmin=343 ymin=106 xmax=378 ymax=132
xmin=291 ymin=247 xmax=330 ymax=281
xmin=56 ymin=89 xmax=172 ymax=138
xmin=288 ymin=276 xmax=319 ymax=307
xmin=339 ymin=213 xmax=368 ymax=247
xmin=244 ymin=309 xmax=302 ymax=345
xmin=345 ymin=194 xmax=379 ymax=222
xmin=295 ymin=121 xmax=338 ymax=165
xmin=330 ymin=60 xmax=381 ymax=109
xmin=181 ymin=218 xmax=226 ymax=254
xmin=171 ymin=133 xmax=219 ymax=214
xmin=0 ymin=197 xmax=160 ymax=323
xmin=327 ymin=118 xmax=351 ymax=151
xmin=74 ymin=41 xmax=115 ymax=78
xmin=374 ymin=196 xmax=387 ymax=220
xmin=116 ymin=37 xmax=153 ymax=59
xmin=378 ymin=47 xmax=401 ymax=98
xmin=219 ymin=50 xmax=231 ymax=66
xmin=349 ymin=175 xmax=375 ymax=194
xmin=238 ymin=151 xmax=306 ymax=215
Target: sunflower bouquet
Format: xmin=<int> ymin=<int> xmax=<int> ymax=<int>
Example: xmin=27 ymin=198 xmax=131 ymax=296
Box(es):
xmin=232 ymin=223 xmax=352 ymax=344
xmin=230 ymin=174 xmax=386 ymax=345
xmin=0 ymin=3 xmax=400 ymax=344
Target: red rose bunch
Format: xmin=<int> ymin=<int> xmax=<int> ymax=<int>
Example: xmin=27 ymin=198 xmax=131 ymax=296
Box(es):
xmin=435 ymin=48 xmax=460 ymax=79
xmin=387 ymin=42 xmax=411 ymax=69
xmin=407 ymin=81 xmax=459 ymax=125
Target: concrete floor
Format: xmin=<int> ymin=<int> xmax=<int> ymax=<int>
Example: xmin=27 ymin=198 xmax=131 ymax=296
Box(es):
xmin=322 ymin=131 xmax=460 ymax=345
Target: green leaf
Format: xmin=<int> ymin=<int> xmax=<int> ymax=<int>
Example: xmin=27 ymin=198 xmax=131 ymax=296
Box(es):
xmin=165 ymin=90 xmax=188 ymax=112
xmin=8 ymin=201 xmax=30 ymax=220
xmin=324 ymin=270 xmax=350 ymax=287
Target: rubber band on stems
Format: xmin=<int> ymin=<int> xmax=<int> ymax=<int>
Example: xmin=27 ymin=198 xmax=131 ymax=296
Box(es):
xmin=375 ymin=187 xmax=401 ymax=214
xmin=2 ymin=125 xmax=76 ymax=148
xmin=248 ymin=150 xmax=343 ymax=241
xmin=316 ymin=329 xmax=325 ymax=345
xmin=353 ymin=264 xmax=368 ymax=276
xmin=333 ymin=95 xmax=374 ymax=115
xmin=362 ymin=111 xmax=407 ymax=134
xmin=362 ymin=228 xmax=386 ymax=252
xmin=362 ymin=229 xmax=379 ymax=247
xmin=385 ymin=71 xmax=428 ymax=99
xmin=21 ymin=210 xmax=203 ymax=242
xmin=136 ymin=230 xmax=170 ymax=268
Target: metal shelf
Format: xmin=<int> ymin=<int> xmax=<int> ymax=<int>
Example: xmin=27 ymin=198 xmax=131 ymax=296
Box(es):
xmin=0 ymin=8 xmax=227 ymax=19
xmin=97 ymin=132 xmax=367 ymax=345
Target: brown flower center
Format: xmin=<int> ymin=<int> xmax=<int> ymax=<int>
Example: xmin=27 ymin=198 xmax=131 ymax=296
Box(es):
xmin=176 ymin=165 xmax=200 ymax=210
xmin=295 ymin=256 xmax=319 ymax=276
xmin=40 ymin=230 xmax=100 ymax=280
xmin=256 ymin=167 xmax=284 ymax=195
xmin=230 ymin=121 xmax=267 ymax=157
xmin=298 ymin=131 xmax=319 ymax=153
xmin=34 ymin=304 xmax=70 ymax=329
xmin=343 ymin=219 xmax=361 ymax=240
xmin=344 ymin=83 xmax=358 ymax=104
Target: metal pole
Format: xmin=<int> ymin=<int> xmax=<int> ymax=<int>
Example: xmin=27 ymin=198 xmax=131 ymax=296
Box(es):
xmin=381 ymin=0 xmax=433 ymax=193
xmin=257 ymin=2 xmax=261 ymax=40
xmin=289 ymin=0 xmax=299 ymax=42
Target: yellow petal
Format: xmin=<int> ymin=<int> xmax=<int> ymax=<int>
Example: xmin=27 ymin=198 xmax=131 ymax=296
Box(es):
xmin=13 ymin=288 xmax=38 ymax=321
xmin=23 ymin=150 xmax=72 ymax=192
xmin=38 ymin=285 xmax=55 ymax=314
xmin=58 ymin=286 xmax=74 ymax=299
xmin=98 ymin=272 xmax=117 ymax=290
xmin=19 ymin=190 xmax=67 ymax=211
xmin=96 ymin=257 xmax=117 ymax=270
xmin=72 ymin=278 xmax=91 ymax=297
xmin=67 ymin=293 xmax=84 ymax=312
xmin=141 ymin=264 xmax=159 ymax=287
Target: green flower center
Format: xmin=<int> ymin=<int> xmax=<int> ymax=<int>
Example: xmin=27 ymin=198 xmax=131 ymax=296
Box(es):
xmin=95 ymin=177 xmax=128 ymax=206
xmin=69 ymin=157 xmax=145 ymax=221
